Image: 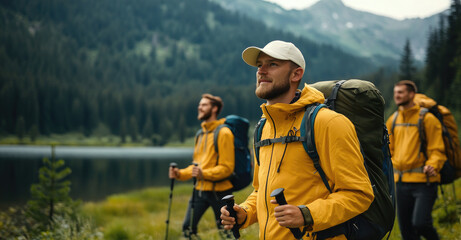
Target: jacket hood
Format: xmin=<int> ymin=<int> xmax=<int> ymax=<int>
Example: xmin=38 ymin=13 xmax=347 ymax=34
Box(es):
xmin=200 ymin=118 xmax=226 ymax=132
xmin=260 ymin=83 xmax=325 ymax=117
xmin=414 ymin=93 xmax=437 ymax=108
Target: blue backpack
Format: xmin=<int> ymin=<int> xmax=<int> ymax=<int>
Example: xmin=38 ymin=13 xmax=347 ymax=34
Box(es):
xmin=197 ymin=115 xmax=252 ymax=192
xmin=254 ymin=80 xmax=395 ymax=240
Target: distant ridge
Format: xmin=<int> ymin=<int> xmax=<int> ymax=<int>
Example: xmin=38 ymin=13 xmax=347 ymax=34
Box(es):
xmin=210 ymin=0 xmax=443 ymax=62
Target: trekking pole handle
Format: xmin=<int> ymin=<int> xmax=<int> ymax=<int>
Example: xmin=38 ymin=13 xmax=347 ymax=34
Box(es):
xmin=222 ymin=195 xmax=240 ymax=239
xmin=270 ymin=188 xmax=304 ymax=240
xmin=192 ymin=162 xmax=198 ymax=185
xmin=169 ymin=162 xmax=177 ymax=190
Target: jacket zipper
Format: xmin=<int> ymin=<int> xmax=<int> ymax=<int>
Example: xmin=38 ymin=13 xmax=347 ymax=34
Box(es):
xmin=263 ymin=106 xmax=276 ymax=240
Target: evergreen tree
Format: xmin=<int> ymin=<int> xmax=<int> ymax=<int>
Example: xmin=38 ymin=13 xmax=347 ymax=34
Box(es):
xmin=399 ymin=39 xmax=417 ymax=82
xmin=29 ymin=124 xmax=40 ymax=142
xmin=142 ymin=116 xmax=153 ymax=139
xmin=120 ymin=118 xmax=127 ymax=143
xmin=446 ymin=0 xmax=461 ymax=108
xmin=128 ymin=115 xmax=139 ymax=142
xmin=425 ymin=27 xmax=440 ymax=91
xmin=27 ymin=146 xmax=73 ymax=230
xmin=425 ymin=0 xmax=461 ymax=105
xmin=178 ymin=115 xmax=186 ymax=143
xmin=159 ymin=117 xmax=174 ymax=146
xmin=15 ymin=116 xmax=26 ymax=140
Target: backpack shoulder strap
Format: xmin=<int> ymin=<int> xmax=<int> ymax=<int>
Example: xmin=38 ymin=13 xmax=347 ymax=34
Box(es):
xmin=418 ymin=108 xmax=431 ymax=184
xmin=300 ymin=103 xmax=332 ymax=193
xmin=194 ymin=129 xmax=204 ymax=151
xmin=391 ymin=111 xmax=398 ymax=135
xmin=213 ymin=124 xmax=228 ymax=162
xmin=254 ymin=118 xmax=266 ymax=166
xmin=418 ymin=108 xmax=429 ymax=159
xmin=324 ymin=80 xmax=346 ymax=110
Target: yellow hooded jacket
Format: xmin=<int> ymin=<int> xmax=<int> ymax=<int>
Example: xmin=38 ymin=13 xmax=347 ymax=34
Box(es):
xmin=178 ymin=118 xmax=235 ymax=191
xmin=240 ymin=84 xmax=374 ymax=240
xmin=385 ymin=104 xmax=446 ymax=183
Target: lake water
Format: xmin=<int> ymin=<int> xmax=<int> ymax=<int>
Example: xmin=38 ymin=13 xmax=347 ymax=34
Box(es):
xmin=0 ymin=145 xmax=194 ymax=208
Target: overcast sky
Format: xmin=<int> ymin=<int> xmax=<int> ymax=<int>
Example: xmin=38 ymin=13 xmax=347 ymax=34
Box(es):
xmin=264 ymin=0 xmax=451 ymax=20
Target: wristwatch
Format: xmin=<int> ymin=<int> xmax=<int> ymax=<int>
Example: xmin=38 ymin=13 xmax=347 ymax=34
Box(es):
xmin=298 ymin=205 xmax=314 ymax=228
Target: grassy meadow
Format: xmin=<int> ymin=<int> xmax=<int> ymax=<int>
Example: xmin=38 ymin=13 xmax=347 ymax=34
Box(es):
xmin=80 ymin=179 xmax=461 ymax=240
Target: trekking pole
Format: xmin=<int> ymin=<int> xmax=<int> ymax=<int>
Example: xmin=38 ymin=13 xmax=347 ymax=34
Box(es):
xmin=165 ymin=162 xmax=177 ymax=240
xmin=222 ymin=195 xmax=240 ymax=239
xmin=452 ymin=182 xmax=457 ymax=202
xmin=270 ymin=188 xmax=304 ymax=240
xmin=189 ymin=163 xmax=198 ymax=239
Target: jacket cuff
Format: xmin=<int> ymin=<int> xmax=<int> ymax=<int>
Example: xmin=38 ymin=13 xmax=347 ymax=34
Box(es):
xmin=298 ymin=205 xmax=314 ymax=229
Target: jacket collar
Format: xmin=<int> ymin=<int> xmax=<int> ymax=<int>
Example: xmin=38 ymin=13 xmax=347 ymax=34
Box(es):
xmin=260 ymin=83 xmax=325 ymax=118
xmin=201 ymin=118 xmax=226 ymax=132
xmin=398 ymin=103 xmax=420 ymax=116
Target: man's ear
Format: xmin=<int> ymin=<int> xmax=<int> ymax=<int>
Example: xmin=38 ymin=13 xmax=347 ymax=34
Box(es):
xmin=409 ymin=91 xmax=416 ymax=99
xmin=291 ymin=67 xmax=304 ymax=84
xmin=212 ymin=105 xmax=219 ymax=115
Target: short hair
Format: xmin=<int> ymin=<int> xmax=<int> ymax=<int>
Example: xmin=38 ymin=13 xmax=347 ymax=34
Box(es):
xmin=395 ymin=80 xmax=418 ymax=93
xmin=202 ymin=93 xmax=224 ymax=115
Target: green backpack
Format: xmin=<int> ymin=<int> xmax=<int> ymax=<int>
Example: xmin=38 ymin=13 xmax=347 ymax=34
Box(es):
xmin=254 ymin=80 xmax=395 ymax=239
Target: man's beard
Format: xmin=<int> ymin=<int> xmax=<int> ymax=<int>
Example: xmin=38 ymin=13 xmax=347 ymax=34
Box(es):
xmin=198 ymin=110 xmax=212 ymax=121
xmin=396 ymin=99 xmax=410 ymax=106
xmin=255 ymin=78 xmax=290 ymax=100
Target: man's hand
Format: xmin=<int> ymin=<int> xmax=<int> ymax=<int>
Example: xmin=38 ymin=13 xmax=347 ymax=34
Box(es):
xmin=270 ymin=200 xmax=304 ymax=228
xmin=424 ymin=165 xmax=437 ymax=177
xmin=220 ymin=204 xmax=246 ymax=230
xmin=169 ymin=166 xmax=179 ymax=179
xmin=192 ymin=165 xmax=203 ymax=179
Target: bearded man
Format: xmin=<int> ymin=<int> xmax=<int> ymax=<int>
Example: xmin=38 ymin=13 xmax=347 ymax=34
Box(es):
xmin=169 ymin=93 xmax=235 ymax=239
xmin=220 ymin=40 xmax=375 ymax=239
xmin=386 ymin=80 xmax=444 ymax=240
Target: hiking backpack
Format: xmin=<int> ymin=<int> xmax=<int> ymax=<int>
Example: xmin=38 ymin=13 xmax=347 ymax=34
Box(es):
xmin=196 ymin=115 xmax=252 ymax=192
xmin=254 ymin=80 xmax=395 ymax=240
xmin=391 ymin=93 xmax=461 ymax=184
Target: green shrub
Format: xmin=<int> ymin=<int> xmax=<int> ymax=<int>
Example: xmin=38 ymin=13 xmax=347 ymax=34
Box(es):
xmin=104 ymin=225 xmax=130 ymax=240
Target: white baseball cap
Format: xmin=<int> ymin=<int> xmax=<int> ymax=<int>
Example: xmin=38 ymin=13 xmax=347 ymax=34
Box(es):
xmin=242 ymin=40 xmax=305 ymax=70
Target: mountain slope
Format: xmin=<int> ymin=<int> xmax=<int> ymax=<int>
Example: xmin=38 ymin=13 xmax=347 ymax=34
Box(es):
xmin=210 ymin=0 xmax=442 ymax=61
xmin=0 ymin=0 xmax=378 ymax=138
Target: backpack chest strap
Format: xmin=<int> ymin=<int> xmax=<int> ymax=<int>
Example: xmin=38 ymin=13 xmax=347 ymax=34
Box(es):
xmin=393 ymin=123 xmax=418 ymax=127
xmin=394 ymin=166 xmax=425 ymax=182
xmin=394 ymin=166 xmax=424 ymax=175
xmin=255 ymin=136 xmax=307 ymax=147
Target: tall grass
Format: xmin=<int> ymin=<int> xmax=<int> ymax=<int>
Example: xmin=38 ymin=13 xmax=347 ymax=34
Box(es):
xmin=81 ymin=179 xmax=461 ymax=240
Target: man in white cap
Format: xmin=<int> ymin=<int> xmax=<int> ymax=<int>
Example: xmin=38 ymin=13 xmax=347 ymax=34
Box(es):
xmin=220 ymin=40 xmax=374 ymax=239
